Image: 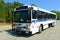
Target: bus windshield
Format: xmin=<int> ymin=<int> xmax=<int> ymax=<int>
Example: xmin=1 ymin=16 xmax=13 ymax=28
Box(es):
xmin=13 ymin=10 xmax=31 ymax=23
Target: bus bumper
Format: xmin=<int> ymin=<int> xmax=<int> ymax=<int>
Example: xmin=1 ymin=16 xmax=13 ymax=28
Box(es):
xmin=12 ymin=28 xmax=32 ymax=36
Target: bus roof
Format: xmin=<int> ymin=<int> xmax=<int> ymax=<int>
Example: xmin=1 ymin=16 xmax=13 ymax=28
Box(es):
xmin=30 ymin=6 xmax=56 ymax=15
xmin=14 ymin=5 xmax=56 ymax=15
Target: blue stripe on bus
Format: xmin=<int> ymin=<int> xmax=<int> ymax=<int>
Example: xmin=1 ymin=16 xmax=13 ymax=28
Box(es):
xmin=32 ymin=20 xmax=47 ymax=22
xmin=32 ymin=19 xmax=55 ymax=22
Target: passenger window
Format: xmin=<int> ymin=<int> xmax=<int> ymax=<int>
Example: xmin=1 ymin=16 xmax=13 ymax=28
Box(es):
xmin=37 ymin=11 xmax=45 ymax=20
xmin=32 ymin=10 xmax=37 ymax=19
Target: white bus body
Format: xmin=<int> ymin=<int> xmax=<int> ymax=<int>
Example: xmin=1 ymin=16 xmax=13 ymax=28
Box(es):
xmin=12 ymin=5 xmax=57 ymax=35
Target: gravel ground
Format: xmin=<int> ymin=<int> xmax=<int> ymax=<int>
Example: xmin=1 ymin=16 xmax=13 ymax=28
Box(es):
xmin=0 ymin=20 xmax=60 ymax=40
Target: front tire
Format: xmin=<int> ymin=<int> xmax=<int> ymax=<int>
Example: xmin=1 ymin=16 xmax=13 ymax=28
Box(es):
xmin=37 ymin=25 xmax=43 ymax=34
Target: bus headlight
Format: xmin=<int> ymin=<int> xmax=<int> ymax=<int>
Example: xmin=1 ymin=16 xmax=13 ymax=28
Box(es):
xmin=26 ymin=23 xmax=30 ymax=29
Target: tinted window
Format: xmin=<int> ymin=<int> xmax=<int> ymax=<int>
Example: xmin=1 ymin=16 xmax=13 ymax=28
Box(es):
xmin=32 ymin=10 xmax=56 ymax=20
xmin=37 ymin=11 xmax=45 ymax=20
xmin=32 ymin=10 xmax=37 ymax=19
xmin=16 ymin=6 xmax=28 ymax=10
xmin=13 ymin=10 xmax=31 ymax=23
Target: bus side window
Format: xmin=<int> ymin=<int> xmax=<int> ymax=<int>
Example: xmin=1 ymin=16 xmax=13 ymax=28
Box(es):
xmin=37 ymin=11 xmax=44 ymax=20
xmin=32 ymin=10 xmax=37 ymax=19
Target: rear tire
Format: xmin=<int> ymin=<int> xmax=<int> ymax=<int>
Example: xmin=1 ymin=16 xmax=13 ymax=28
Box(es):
xmin=51 ymin=23 xmax=55 ymax=27
xmin=49 ymin=23 xmax=54 ymax=27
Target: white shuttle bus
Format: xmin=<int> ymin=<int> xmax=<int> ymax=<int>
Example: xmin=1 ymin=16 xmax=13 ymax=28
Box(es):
xmin=12 ymin=5 xmax=57 ymax=35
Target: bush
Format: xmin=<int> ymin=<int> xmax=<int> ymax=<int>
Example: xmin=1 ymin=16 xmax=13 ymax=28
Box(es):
xmin=0 ymin=19 xmax=5 ymax=23
xmin=5 ymin=17 xmax=11 ymax=23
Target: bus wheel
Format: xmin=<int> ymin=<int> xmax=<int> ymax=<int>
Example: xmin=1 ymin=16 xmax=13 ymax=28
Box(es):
xmin=51 ymin=23 xmax=55 ymax=27
xmin=37 ymin=25 xmax=43 ymax=34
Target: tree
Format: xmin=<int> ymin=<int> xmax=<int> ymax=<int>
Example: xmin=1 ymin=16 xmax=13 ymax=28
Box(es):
xmin=51 ymin=10 xmax=60 ymax=19
xmin=14 ymin=1 xmax=24 ymax=8
xmin=0 ymin=0 xmax=24 ymax=23
xmin=31 ymin=4 xmax=37 ymax=6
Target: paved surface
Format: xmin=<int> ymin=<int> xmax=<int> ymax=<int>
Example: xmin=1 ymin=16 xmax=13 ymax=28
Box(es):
xmin=0 ymin=20 xmax=60 ymax=40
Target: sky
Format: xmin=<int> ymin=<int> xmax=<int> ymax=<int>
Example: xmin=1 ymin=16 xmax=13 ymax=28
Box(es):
xmin=4 ymin=0 xmax=60 ymax=11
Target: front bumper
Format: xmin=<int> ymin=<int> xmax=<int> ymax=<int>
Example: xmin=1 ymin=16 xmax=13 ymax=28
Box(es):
xmin=12 ymin=27 xmax=32 ymax=35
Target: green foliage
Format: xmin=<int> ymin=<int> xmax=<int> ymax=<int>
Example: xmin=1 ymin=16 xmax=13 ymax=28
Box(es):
xmin=0 ymin=0 xmax=60 ymax=23
xmin=51 ymin=10 xmax=60 ymax=19
xmin=0 ymin=0 xmax=24 ymax=23
xmin=31 ymin=4 xmax=37 ymax=6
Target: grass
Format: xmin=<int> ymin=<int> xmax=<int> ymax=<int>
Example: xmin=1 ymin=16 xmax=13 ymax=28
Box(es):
xmin=0 ymin=23 xmax=12 ymax=26
xmin=0 ymin=23 xmax=12 ymax=31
